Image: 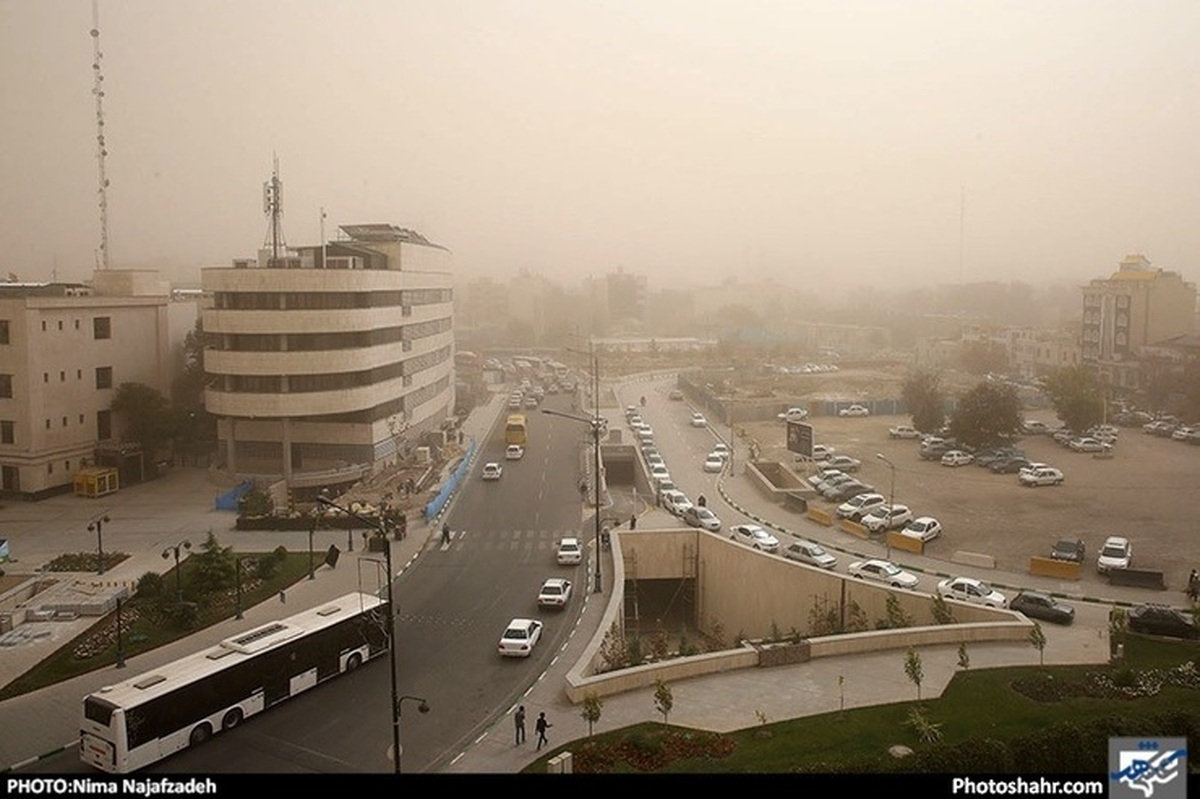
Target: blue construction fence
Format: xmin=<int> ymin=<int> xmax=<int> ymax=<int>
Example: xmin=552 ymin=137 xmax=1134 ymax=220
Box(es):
xmin=425 ymin=437 xmax=477 ymax=520
xmin=215 ymin=479 xmax=254 ymax=511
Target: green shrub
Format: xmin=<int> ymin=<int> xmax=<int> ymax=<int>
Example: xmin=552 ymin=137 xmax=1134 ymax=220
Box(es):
xmin=135 ymin=571 xmax=164 ymax=598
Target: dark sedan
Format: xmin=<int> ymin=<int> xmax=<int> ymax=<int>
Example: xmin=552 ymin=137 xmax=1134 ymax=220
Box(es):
xmin=1050 ymin=538 xmax=1085 ymax=563
xmin=1127 ymin=605 xmax=1199 ymax=639
xmin=989 ymin=457 xmax=1033 ymax=474
xmin=1010 ymin=592 xmax=1075 ymax=625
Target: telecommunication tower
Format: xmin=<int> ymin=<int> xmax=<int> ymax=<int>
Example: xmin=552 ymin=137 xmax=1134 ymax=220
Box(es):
xmin=91 ymin=0 xmax=111 ymax=270
xmin=263 ymin=156 xmax=287 ymax=267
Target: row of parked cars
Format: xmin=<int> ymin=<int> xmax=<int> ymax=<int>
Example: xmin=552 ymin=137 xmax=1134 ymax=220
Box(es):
xmin=629 ymin=405 xmax=727 ymax=534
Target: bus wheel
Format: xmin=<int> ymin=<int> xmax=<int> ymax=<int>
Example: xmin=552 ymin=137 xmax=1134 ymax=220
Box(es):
xmin=189 ymin=724 xmax=213 ymax=747
xmin=345 ymin=653 xmax=362 ymax=672
xmin=222 ymin=709 xmax=243 ymax=731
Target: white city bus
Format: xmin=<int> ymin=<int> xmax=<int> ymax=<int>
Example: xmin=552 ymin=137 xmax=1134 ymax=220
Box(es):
xmin=79 ymin=592 xmax=389 ymax=773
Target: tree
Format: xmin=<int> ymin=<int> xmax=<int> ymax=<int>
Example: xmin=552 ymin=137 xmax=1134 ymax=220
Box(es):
xmin=1029 ymin=621 xmax=1047 ymax=666
xmin=901 ymin=371 xmax=945 ymax=433
xmin=653 ymin=678 xmax=674 ymax=724
xmin=190 ymin=531 xmax=235 ymax=595
xmin=957 ymin=642 xmax=971 ymax=670
xmin=1040 ymin=366 xmax=1105 ymax=432
xmin=948 ymin=381 xmax=1022 ymax=449
xmin=877 ymin=593 xmax=913 ymax=630
xmin=581 ymin=691 xmax=603 ymax=736
xmin=931 ymin=594 xmax=956 ymax=625
xmin=110 ymin=382 xmax=173 ymax=453
xmin=904 ymin=648 xmax=924 ymax=701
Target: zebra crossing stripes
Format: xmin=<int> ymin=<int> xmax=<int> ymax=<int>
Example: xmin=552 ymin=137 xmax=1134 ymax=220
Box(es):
xmin=430 ymin=529 xmax=580 ymax=554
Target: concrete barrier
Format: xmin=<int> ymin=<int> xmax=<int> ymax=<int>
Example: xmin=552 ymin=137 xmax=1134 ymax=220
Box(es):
xmin=888 ymin=531 xmax=923 ymax=554
xmin=839 ymin=519 xmax=869 ymax=539
xmin=1108 ymin=568 xmax=1166 ymax=590
xmin=1029 ymin=556 xmax=1082 ymax=580
xmin=807 ymin=507 xmax=834 ymax=526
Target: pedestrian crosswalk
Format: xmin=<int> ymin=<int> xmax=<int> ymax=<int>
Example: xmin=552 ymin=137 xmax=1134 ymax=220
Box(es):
xmin=428 ymin=528 xmax=588 ymax=554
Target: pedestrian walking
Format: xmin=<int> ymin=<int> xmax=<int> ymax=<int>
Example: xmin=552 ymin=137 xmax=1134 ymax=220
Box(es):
xmin=629 ymin=513 xmax=637 ymax=531
xmin=442 ymin=522 xmax=451 ymax=546
xmin=514 ymin=705 xmax=526 ymax=745
xmin=535 ymin=711 xmax=552 ymax=751
xmin=1188 ymin=569 xmax=1199 ymax=603
xmin=697 ymin=493 xmax=707 ymax=508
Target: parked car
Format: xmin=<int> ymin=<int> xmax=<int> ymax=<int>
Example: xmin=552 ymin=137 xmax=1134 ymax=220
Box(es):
xmin=860 ymin=504 xmax=914 ymax=533
xmin=1068 ymin=437 xmax=1111 ymax=453
xmin=556 ymin=537 xmax=583 ymax=565
xmin=818 ymin=455 xmax=861 ymax=473
xmin=778 ymin=407 xmax=808 ymax=422
xmin=1170 ymin=425 xmax=1196 ymax=442
xmin=889 ymin=424 xmax=920 ymax=439
xmin=537 ymin=578 xmax=573 ymax=609
xmin=1021 ymin=420 xmax=1051 ymax=435
xmin=691 ymin=412 xmax=708 ymax=427
xmin=937 ymin=576 xmax=1008 ymax=608
xmin=498 ymin=618 xmax=543 ymax=657
xmin=1050 ymin=538 xmax=1085 ymax=563
xmin=660 ymin=489 xmax=693 ymax=517
xmin=807 ymin=468 xmax=844 ymax=489
xmin=811 ymin=444 xmax=836 ymax=460
xmin=989 ymin=457 xmax=1033 ymax=474
xmin=505 ymin=445 xmax=525 ymax=460
xmin=703 ymin=453 xmax=725 ymax=473
xmin=681 ymin=505 xmax=722 ymax=532
xmin=838 ymin=404 xmax=870 ymax=417
xmin=826 ymin=481 xmax=875 ymax=503
xmin=783 ymin=540 xmax=837 ymax=570
xmin=1010 ymin=591 xmax=1075 ymax=625
xmin=668 ymin=388 xmax=684 ymax=400
xmin=900 ymin=516 xmax=942 ymax=543
xmin=649 ymin=464 xmax=671 ymax=483
xmin=481 ymin=462 xmax=504 ymax=481
xmin=1127 ymin=604 xmax=1199 ymax=639
xmin=837 ymin=492 xmax=887 ymax=521
xmin=729 ymin=524 xmax=780 ymax=553
xmin=848 ymin=559 xmax=920 ymax=589
xmin=1019 ymin=466 xmax=1064 ymax=487
xmin=816 ymin=473 xmax=859 ymax=498
xmin=940 ymin=450 xmax=973 ymax=467
xmin=711 ymin=443 xmax=730 ymax=460
xmin=1096 ymin=536 xmax=1132 ymax=573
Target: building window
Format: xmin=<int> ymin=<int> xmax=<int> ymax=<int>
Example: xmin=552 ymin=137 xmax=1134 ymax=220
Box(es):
xmin=93 ymin=317 xmax=111 ymax=339
xmin=97 ymin=410 xmax=112 ymax=440
xmin=0 ymin=320 xmax=8 ymax=344
xmin=95 ymin=366 xmax=113 ymax=389
xmin=0 ymin=421 xmax=12 ymax=444
xmin=0 ymin=374 xmax=12 ymax=398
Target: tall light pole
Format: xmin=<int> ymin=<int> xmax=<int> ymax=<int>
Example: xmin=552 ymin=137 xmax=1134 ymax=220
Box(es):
xmin=396 ymin=695 xmax=430 ymax=773
xmin=542 ymin=403 xmax=605 ymax=594
xmin=875 ymin=453 xmax=895 ymax=560
xmin=161 ymin=540 xmax=192 ymax=603
xmin=317 ymin=493 xmax=404 ymax=774
xmin=88 ymin=513 xmax=111 ymax=575
xmin=308 ymin=492 xmax=328 ymax=581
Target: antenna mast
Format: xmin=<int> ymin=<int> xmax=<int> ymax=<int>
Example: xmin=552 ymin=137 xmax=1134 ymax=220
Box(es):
xmin=262 ymin=155 xmax=286 ymax=267
xmin=91 ymin=0 xmax=111 ymax=270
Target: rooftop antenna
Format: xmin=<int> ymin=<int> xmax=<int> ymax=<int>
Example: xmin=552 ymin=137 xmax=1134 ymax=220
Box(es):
xmin=262 ymin=155 xmax=286 ymax=267
xmin=91 ymin=0 xmax=111 ymax=270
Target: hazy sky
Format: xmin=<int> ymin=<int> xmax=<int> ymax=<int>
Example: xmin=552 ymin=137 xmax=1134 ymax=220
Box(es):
xmin=3 ymin=1 xmax=1199 ymax=293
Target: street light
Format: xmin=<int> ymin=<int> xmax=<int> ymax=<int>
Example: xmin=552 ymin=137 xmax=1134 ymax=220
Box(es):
xmin=396 ymin=695 xmax=431 ymax=773
xmin=875 ymin=453 xmax=896 ymax=560
xmin=317 ymin=493 xmax=403 ymax=775
xmin=543 ymin=405 xmax=605 ymax=594
xmin=234 ymin=557 xmax=246 ymax=620
xmin=308 ymin=492 xmax=328 ymax=581
xmin=88 ymin=513 xmax=111 ymax=575
xmin=161 ymin=540 xmax=192 ymax=603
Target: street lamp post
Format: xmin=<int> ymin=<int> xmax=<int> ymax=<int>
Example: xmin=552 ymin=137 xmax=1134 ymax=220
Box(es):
xmin=88 ymin=514 xmax=111 ymax=575
xmin=396 ymin=695 xmax=430 ymax=773
xmin=542 ymin=402 xmax=605 ymax=594
xmin=115 ymin=594 xmax=126 ymax=668
xmin=234 ymin=557 xmax=246 ymax=620
xmin=308 ymin=494 xmax=329 ymax=581
xmin=317 ymin=493 xmax=405 ymax=774
xmin=875 ymin=453 xmax=896 ymax=560
xmin=161 ymin=540 xmax=192 ymax=603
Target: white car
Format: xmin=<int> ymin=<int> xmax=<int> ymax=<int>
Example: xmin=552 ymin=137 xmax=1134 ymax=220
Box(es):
xmin=729 ymin=524 xmax=780 ymax=553
xmin=860 ymin=504 xmax=914 ymax=533
xmin=818 ymin=455 xmax=861 ymax=473
xmin=889 ymin=425 xmax=920 ymax=439
xmin=681 ymin=505 xmax=721 ymax=532
xmin=556 ymin=537 xmax=583 ymax=565
xmin=711 ymin=442 xmax=730 ymax=460
xmin=1019 ymin=466 xmax=1064 ymax=487
xmin=505 ymin=445 xmax=525 ymax=460
xmin=839 ymin=404 xmax=870 ymax=417
xmin=848 ymin=559 xmax=920 ymax=589
xmin=1069 ymin=437 xmax=1111 ymax=453
xmin=481 ymin=462 xmax=503 ymax=481
xmin=836 ymin=492 xmax=887 ymax=521
xmin=498 ymin=618 xmax=543 ymax=657
xmin=537 ymin=578 xmax=572 ymax=608
xmin=937 ymin=576 xmax=1008 ymax=608
xmin=777 ymin=407 xmax=808 ymax=422
xmin=783 ymin=540 xmax=837 ymax=570
xmin=940 ymin=450 xmax=973 ymax=467
xmin=703 ymin=453 xmax=725 ymax=473
xmin=660 ymin=489 xmax=693 ymax=517
xmin=811 ymin=444 xmax=836 ymax=460
xmin=1097 ymin=536 xmax=1132 ymax=573
xmin=649 ymin=464 xmax=671 ymax=483
xmin=691 ymin=412 xmax=708 ymax=427
xmin=900 ymin=516 xmax=942 ymax=543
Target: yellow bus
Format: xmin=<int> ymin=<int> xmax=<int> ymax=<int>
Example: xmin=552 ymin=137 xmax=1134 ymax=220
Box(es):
xmin=505 ymin=414 xmax=528 ymax=446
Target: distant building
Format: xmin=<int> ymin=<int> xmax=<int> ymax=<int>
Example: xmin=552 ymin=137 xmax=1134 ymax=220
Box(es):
xmin=202 ymin=224 xmax=454 ymax=489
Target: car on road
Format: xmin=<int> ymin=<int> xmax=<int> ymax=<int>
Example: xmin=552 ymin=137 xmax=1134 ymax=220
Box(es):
xmin=1021 ymin=420 xmax=1051 ymax=435
xmin=711 ymin=442 xmax=730 ymax=460
xmin=505 ymin=445 xmax=525 ymax=460
xmin=556 ymin=537 xmax=583 ymax=565
xmin=703 ymin=453 xmax=725 ymax=473
xmin=778 ymin=407 xmax=809 ymax=422
xmin=1010 ymin=591 xmax=1075 ymax=625
xmin=940 ymin=450 xmax=973 ymax=467
xmin=837 ymin=492 xmax=887 ymax=521
xmin=1096 ymin=536 xmax=1132 ymax=573
xmin=498 ymin=618 xmax=544 ymax=657
xmin=818 ymin=455 xmax=861 ymax=473
xmin=937 ymin=576 xmax=1008 ymax=608
xmin=691 ymin=412 xmax=708 ymax=427
xmin=848 ymin=559 xmax=920 ymax=589
xmin=861 ymin=504 xmax=914 ymax=533
xmin=730 ymin=524 xmax=780 ymax=553
xmin=900 ymin=516 xmax=942 ymax=543
xmin=681 ymin=505 xmax=722 ymax=532
xmin=663 ymin=492 xmax=693 ymax=517
xmin=889 ymin=424 xmax=921 ymax=439
xmin=649 ymin=464 xmax=671 ymax=483
xmin=1019 ymin=466 xmax=1064 ymax=487
xmin=1127 ymin=604 xmax=1199 ymax=639
xmin=989 ymin=457 xmax=1033 ymax=474
xmin=1050 ymin=538 xmax=1085 ymax=563
xmin=481 ymin=462 xmax=503 ymax=481
xmin=838 ymin=404 xmax=870 ymax=417
xmin=1068 ymin=437 xmax=1111 ymax=453
xmin=537 ymin=578 xmax=573 ymax=609
xmin=668 ymin=388 xmax=684 ymax=400
xmin=783 ymin=540 xmax=837 ymax=570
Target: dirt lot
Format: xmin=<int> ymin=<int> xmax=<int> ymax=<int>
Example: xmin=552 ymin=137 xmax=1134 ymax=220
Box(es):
xmin=743 ymin=414 xmax=1200 ymax=593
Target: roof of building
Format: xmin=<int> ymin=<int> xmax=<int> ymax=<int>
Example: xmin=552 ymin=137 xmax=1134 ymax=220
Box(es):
xmin=338 ymin=224 xmax=449 ymax=251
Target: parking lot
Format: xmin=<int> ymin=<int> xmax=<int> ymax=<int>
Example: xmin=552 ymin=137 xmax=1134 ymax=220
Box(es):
xmin=745 ymin=414 xmax=1200 ymax=594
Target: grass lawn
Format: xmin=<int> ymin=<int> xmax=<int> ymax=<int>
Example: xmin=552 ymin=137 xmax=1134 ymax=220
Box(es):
xmin=525 ymin=635 xmax=1200 ymax=773
xmin=0 ymin=551 xmax=313 ymax=701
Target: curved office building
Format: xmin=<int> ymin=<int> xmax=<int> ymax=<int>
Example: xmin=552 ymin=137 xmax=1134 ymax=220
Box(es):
xmin=202 ymin=224 xmax=454 ymax=488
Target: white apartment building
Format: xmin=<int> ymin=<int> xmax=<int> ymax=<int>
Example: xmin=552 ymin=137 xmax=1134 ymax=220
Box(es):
xmin=202 ymin=224 xmax=455 ymax=489
xmin=0 ymin=270 xmax=194 ymax=499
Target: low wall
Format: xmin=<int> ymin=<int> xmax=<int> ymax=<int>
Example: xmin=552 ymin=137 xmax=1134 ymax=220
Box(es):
xmin=1108 ymin=568 xmax=1166 ymax=590
xmin=887 ymin=531 xmax=923 ymax=554
xmin=1029 ymin=557 xmax=1082 ymax=580
xmin=745 ymin=461 xmax=814 ymax=506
